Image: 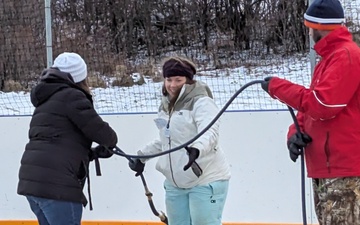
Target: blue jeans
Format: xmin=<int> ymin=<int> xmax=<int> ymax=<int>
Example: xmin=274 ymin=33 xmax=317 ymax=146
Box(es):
xmin=164 ymin=180 xmax=229 ymax=225
xmin=26 ymin=195 xmax=82 ymax=225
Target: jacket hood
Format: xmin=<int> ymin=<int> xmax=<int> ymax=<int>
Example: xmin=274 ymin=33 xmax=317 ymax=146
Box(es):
xmin=160 ymin=80 xmax=213 ymax=112
xmin=30 ymin=68 xmax=81 ymax=107
xmin=180 ymin=80 xmax=213 ymax=100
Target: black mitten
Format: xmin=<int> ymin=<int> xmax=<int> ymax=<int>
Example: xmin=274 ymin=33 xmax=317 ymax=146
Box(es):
xmin=261 ymin=76 xmax=274 ymax=94
xmin=128 ymin=158 xmax=145 ymax=177
xmin=287 ymin=133 xmax=312 ymax=162
xmin=89 ymin=145 xmax=114 ymax=176
xmin=90 ymin=145 xmax=113 ymax=161
xmin=183 ymin=147 xmax=200 ymax=171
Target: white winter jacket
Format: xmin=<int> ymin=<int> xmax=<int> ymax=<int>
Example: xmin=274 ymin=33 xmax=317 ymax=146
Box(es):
xmin=140 ymin=81 xmax=231 ymax=188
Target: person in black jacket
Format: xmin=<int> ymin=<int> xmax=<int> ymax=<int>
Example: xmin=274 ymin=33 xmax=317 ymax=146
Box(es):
xmin=17 ymin=52 xmax=118 ymax=225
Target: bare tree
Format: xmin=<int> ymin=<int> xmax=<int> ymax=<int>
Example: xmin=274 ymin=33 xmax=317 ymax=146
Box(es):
xmin=4 ymin=0 xmax=349 ymax=90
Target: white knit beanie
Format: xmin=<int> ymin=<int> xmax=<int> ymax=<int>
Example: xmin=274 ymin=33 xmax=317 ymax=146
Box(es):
xmin=53 ymin=52 xmax=87 ymax=83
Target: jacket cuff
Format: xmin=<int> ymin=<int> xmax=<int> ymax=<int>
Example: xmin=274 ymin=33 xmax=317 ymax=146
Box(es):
xmin=268 ymin=77 xmax=280 ymax=98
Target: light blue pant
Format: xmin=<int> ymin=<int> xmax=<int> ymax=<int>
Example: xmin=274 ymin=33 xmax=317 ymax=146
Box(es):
xmin=26 ymin=195 xmax=82 ymax=225
xmin=164 ymin=179 xmax=229 ymax=225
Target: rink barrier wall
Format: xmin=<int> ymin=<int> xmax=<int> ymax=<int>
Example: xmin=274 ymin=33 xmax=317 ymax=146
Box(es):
xmin=0 ymin=111 xmax=319 ymax=224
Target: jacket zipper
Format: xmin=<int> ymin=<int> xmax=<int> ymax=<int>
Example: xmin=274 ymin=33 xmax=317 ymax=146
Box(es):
xmin=166 ymin=110 xmax=179 ymax=187
xmin=324 ymin=132 xmax=331 ymax=173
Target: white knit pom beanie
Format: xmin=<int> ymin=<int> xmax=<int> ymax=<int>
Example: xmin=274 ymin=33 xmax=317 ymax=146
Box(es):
xmin=53 ymin=52 xmax=87 ymax=83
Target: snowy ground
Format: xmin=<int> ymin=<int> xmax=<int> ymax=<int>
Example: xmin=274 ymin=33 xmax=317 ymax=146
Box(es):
xmin=0 ymin=55 xmax=311 ymax=116
xmin=1 ymin=0 xmax=359 ymax=116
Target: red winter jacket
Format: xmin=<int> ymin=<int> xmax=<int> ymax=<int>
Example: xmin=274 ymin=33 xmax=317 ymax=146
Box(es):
xmin=268 ymin=27 xmax=360 ymax=178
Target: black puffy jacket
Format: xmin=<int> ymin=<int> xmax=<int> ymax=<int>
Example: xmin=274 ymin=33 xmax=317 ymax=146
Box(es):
xmin=17 ymin=68 xmax=117 ymax=206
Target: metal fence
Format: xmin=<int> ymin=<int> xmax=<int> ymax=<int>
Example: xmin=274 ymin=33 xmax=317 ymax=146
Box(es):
xmin=0 ymin=0 xmax=359 ymax=116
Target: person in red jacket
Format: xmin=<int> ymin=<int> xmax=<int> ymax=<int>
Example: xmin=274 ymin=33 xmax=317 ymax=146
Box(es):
xmin=261 ymin=0 xmax=360 ymax=224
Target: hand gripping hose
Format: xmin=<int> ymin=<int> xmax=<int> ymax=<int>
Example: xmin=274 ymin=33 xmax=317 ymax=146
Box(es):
xmin=112 ymin=80 xmax=307 ymax=225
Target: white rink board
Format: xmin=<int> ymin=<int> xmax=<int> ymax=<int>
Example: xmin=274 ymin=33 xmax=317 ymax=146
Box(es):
xmin=0 ymin=111 xmax=318 ymax=223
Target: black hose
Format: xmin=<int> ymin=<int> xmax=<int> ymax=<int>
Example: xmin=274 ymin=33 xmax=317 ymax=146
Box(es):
xmin=139 ymin=174 xmax=168 ymax=224
xmin=116 ymin=147 xmax=168 ymax=224
xmin=112 ymin=80 xmax=264 ymax=159
xmin=288 ymin=106 xmax=307 ymax=225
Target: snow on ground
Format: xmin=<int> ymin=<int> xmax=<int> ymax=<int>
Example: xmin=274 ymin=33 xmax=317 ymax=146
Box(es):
xmin=0 ymin=55 xmax=311 ymax=116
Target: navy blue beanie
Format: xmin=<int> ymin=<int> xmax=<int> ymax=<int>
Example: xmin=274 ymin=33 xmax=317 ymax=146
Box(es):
xmin=304 ymin=0 xmax=345 ymax=30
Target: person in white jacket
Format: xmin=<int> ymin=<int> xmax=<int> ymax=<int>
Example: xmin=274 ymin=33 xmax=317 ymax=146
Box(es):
xmin=129 ymin=56 xmax=231 ymax=225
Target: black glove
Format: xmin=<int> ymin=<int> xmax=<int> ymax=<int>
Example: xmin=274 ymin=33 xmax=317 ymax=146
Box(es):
xmin=128 ymin=158 xmax=145 ymax=177
xmin=89 ymin=145 xmax=114 ymax=176
xmin=261 ymin=76 xmax=274 ymax=94
xmin=287 ymin=133 xmax=312 ymax=162
xmin=183 ymin=147 xmax=200 ymax=171
xmin=89 ymin=145 xmax=114 ymax=161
